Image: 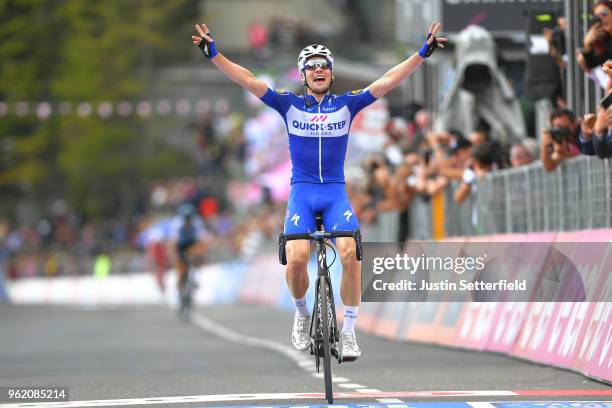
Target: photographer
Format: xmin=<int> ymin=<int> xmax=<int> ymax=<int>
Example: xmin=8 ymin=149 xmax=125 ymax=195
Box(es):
xmin=544 ymin=16 xmax=567 ymax=70
xmin=576 ymin=1 xmax=612 ymax=88
xmin=540 ymin=109 xmax=594 ymax=172
xmin=543 ymin=16 xmax=568 ymax=106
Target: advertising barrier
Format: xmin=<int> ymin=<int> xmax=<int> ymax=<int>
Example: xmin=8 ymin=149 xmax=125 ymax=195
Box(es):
xmin=233 ymin=228 xmax=612 ymax=383
xmin=6 ymin=228 xmax=612 ymax=383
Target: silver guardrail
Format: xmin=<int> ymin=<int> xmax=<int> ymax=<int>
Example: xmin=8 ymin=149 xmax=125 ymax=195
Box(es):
xmin=469 ymin=156 xmax=612 ymax=235
xmin=370 ymin=156 xmax=612 ymax=241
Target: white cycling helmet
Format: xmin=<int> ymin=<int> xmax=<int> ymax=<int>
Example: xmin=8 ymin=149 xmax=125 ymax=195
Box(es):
xmin=297 ymin=44 xmax=334 ymax=72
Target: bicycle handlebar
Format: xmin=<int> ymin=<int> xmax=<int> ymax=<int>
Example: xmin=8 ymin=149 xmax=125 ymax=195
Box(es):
xmin=278 ymin=230 xmax=362 ymax=265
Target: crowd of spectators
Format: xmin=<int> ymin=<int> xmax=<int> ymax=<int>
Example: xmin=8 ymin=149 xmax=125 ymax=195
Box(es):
xmin=192 ymin=100 xmax=248 ymax=179
xmin=346 ymin=111 xmax=527 ymax=230
xmin=5 ymin=3 xmax=612 ymax=285
xmin=0 ymin=213 xmax=145 ymax=281
xmin=245 ymin=14 xmax=336 ymax=64
xmin=349 ymin=1 xmax=612 ymax=235
xmin=540 ymin=0 xmax=612 ymax=170
xmin=349 ymin=102 xmax=610 ymax=239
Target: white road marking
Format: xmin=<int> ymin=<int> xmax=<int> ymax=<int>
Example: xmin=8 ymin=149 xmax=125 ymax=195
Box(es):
xmin=310 ymin=373 xmax=352 ymax=382
xmin=468 ymin=403 xmax=497 ymax=408
xmin=27 ymin=392 xmax=612 ymax=408
xmin=356 ymin=388 xmax=382 ymax=393
xmin=376 ymin=399 xmax=406 ymax=404
xmin=189 ymin=312 xmax=379 ymax=393
xmin=338 ymin=383 xmax=367 ymax=389
xmin=311 ymin=372 xmax=324 ymax=378
xmin=0 ymin=393 xmax=532 ymax=408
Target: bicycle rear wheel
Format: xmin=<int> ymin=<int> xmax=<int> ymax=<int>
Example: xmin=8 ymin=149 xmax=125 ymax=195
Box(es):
xmin=178 ymin=269 xmax=193 ymax=322
xmin=319 ymin=276 xmax=333 ymax=404
xmin=178 ymin=284 xmax=191 ymax=321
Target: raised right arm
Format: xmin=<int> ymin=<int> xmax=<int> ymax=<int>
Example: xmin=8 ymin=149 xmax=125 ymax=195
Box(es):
xmin=192 ymin=23 xmax=268 ymax=98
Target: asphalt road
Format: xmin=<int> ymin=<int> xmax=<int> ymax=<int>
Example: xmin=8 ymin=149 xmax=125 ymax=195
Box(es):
xmin=0 ymin=304 xmax=609 ymax=408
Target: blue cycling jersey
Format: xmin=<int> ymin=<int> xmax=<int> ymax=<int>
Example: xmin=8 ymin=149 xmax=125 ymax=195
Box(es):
xmin=260 ymin=87 xmax=377 ymax=184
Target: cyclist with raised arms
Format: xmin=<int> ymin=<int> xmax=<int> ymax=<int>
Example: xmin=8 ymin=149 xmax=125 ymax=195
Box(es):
xmin=192 ymin=22 xmax=446 ymax=360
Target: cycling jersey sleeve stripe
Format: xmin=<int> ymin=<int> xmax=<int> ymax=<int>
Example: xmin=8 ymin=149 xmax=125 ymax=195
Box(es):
xmin=260 ymin=87 xmax=294 ymax=116
xmin=345 ymin=88 xmax=377 ymax=116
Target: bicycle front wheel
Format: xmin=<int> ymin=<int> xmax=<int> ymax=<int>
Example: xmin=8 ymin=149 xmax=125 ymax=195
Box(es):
xmin=319 ymin=276 xmax=333 ymax=404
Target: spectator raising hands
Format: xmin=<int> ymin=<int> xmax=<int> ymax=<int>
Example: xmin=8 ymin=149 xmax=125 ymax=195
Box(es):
xmin=577 ymin=1 xmax=612 ymax=88
xmin=603 ymin=59 xmax=612 ymax=90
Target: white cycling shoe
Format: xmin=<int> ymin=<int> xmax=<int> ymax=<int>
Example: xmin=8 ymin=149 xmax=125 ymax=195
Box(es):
xmin=291 ymin=314 xmax=311 ymax=351
xmin=340 ymin=331 xmax=361 ymax=361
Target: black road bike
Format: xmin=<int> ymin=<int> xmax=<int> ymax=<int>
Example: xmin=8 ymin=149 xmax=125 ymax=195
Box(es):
xmin=279 ymin=215 xmax=362 ymax=404
xmin=178 ymin=255 xmax=197 ymax=322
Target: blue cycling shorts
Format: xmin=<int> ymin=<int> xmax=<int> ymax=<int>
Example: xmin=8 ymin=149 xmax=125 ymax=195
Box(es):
xmin=284 ymin=182 xmax=359 ymax=234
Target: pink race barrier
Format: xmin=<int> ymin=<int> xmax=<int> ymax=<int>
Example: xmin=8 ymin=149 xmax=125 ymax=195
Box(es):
xmin=357 ymin=229 xmax=612 ymax=383
xmin=579 ymin=302 xmax=612 ymax=382
xmin=486 ymin=302 xmax=530 ymax=353
xmin=237 ymin=229 xmax=612 ymax=383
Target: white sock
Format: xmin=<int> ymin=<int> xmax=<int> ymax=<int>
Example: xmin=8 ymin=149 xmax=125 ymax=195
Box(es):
xmin=342 ymin=305 xmax=358 ymax=333
xmin=294 ymin=296 xmax=310 ymax=317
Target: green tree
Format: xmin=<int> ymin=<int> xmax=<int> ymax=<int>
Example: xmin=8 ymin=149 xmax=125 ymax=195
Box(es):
xmin=0 ymin=0 xmax=197 ymax=219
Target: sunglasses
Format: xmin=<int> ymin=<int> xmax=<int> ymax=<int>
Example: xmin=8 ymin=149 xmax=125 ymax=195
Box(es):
xmin=304 ymin=59 xmax=331 ymax=71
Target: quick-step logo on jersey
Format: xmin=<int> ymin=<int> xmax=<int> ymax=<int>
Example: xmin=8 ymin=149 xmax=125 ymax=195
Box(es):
xmin=287 ymin=106 xmax=351 ymax=137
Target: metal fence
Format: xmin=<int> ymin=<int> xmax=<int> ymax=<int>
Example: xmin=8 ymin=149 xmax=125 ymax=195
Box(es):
xmin=445 ymin=156 xmax=612 ymax=237
xmin=474 ymin=156 xmax=612 ymax=235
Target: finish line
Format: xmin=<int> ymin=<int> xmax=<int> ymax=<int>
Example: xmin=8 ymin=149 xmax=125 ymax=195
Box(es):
xmin=1 ymin=390 xmax=612 ymax=408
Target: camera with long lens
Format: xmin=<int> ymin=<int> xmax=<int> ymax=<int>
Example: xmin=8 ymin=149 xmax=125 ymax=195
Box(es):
xmin=548 ymin=127 xmax=573 ymax=144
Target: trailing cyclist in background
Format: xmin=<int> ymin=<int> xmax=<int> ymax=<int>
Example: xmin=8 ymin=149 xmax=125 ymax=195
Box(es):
xmin=191 ymin=21 xmax=447 ymax=359
xmin=173 ymin=203 xmax=209 ymax=318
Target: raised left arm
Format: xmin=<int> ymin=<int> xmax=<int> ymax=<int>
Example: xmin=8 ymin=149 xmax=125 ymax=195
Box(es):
xmin=369 ymin=22 xmax=447 ymax=99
